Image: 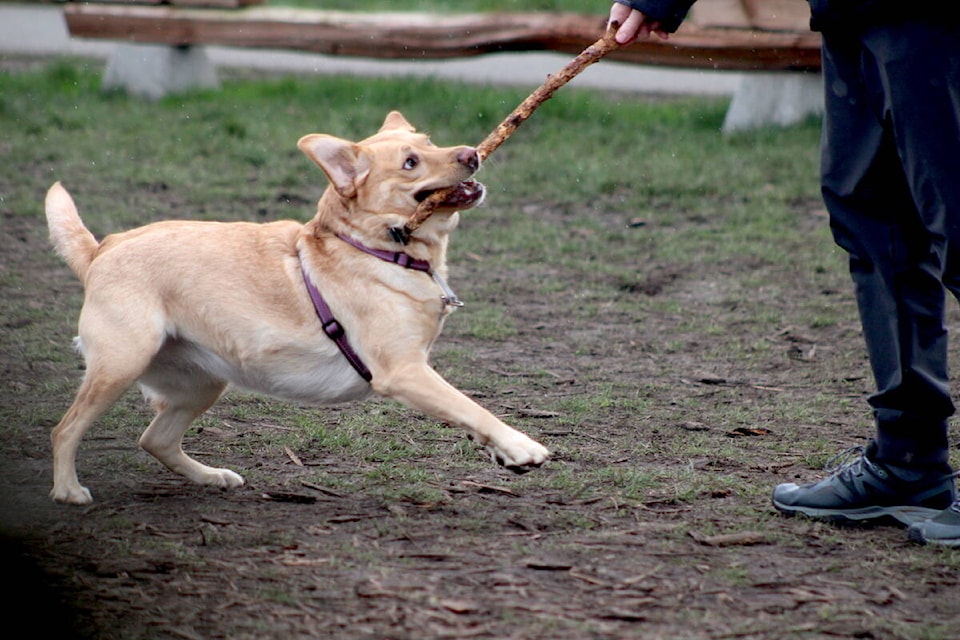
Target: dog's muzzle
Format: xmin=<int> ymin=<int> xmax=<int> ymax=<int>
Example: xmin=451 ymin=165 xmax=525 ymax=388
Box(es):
xmin=415 ymin=180 xmax=485 ymax=209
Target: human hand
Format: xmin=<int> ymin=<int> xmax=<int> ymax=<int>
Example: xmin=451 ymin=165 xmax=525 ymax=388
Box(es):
xmin=608 ymin=3 xmax=669 ymax=44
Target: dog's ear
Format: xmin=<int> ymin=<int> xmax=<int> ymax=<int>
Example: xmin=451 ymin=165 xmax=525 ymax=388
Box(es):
xmin=297 ymin=134 xmax=370 ymax=200
xmin=379 ymin=111 xmax=416 ymax=133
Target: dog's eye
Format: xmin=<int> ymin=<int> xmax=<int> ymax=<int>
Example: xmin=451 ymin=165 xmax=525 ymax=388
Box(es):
xmin=403 ymin=155 xmax=419 ymax=170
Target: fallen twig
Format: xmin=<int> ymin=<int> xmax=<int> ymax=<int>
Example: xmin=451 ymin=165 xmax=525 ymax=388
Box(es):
xmin=687 ymin=530 xmax=769 ymax=547
xmin=460 ymin=479 xmax=520 ymax=496
xmin=260 ymin=491 xmax=318 ymax=504
xmin=301 ymin=480 xmax=346 ymax=498
xmin=283 ymin=445 xmax=303 ymax=466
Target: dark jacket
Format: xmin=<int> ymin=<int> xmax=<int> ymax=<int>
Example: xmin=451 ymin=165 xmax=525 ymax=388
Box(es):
xmin=807 ymin=0 xmax=930 ymax=31
xmin=611 ymin=0 xmax=932 ymax=33
xmin=611 ymin=0 xmax=696 ymax=33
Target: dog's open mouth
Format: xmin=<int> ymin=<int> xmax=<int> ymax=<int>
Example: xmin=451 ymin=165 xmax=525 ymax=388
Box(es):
xmin=415 ymin=180 xmax=485 ymax=209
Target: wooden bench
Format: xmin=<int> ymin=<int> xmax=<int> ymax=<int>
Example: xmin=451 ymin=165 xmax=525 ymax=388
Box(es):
xmin=63 ymin=0 xmax=822 ymax=130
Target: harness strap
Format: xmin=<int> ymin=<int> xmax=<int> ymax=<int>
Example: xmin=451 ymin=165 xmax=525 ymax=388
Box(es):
xmin=300 ymin=263 xmax=372 ymax=383
xmin=336 ymin=233 xmax=432 ymax=272
xmin=338 ymin=232 xmax=463 ymax=306
xmin=300 ymin=233 xmax=461 ymax=383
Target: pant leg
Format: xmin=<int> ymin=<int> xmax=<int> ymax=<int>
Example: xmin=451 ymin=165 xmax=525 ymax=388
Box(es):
xmin=820 ymin=22 xmax=960 ymax=468
xmin=868 ymin=24 xmax=960 ymax=301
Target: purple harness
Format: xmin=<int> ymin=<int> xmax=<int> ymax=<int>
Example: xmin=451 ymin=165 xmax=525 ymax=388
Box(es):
xmin=300 ymin=233 xmax=462 ymax=383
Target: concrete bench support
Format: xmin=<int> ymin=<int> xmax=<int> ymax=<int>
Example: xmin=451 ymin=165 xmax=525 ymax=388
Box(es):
xmin=103 ymin=43 xmax=219 ymax=100
xmin=722 ymin=72 xmax=823 ymax=133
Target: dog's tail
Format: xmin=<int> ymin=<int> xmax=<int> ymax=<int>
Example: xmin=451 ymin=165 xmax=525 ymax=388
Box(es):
xmin=45 ymin=182 xmax=99 ymax=282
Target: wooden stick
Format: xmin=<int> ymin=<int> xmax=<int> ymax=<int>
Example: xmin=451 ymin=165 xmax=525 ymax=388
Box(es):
xmin=397 ymin=21 xmax=622 ymax=242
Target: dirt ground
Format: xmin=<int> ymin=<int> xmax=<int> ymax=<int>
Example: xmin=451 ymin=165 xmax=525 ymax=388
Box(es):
xmin=5 ymin=200 xmax=960 ymax=640
xmin=2 ymin=74 xmax=960 ymax=640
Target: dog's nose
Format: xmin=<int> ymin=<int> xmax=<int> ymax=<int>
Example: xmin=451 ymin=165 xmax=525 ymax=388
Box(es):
xmin=457 ymin=147 xmax=479 ymax=172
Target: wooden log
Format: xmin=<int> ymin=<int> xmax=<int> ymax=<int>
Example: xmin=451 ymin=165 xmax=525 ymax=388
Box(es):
xmin=83 ymin=0 xmax=264 ymax=8
xmin=64 ymin=6 xmax=821 ymax=72
xmin=689 ymin=0 xmax=811 ymax=32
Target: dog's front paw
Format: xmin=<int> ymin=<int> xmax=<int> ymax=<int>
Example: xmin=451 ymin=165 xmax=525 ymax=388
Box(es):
xmin=51 ymin=483 xmax=93 ymax=505
xmin=196 ymin=467 xmax=246 ymax=490
xmin=486 ymin=433 xmax=550 ymax=474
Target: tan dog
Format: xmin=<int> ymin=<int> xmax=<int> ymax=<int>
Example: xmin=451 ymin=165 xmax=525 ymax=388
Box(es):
xmin=45 ymin=111 xmax=549 ymax=505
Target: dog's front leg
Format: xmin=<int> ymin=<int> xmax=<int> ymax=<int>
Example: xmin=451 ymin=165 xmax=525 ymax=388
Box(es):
xmin=374 ymin=363 xmax=550 ymax=472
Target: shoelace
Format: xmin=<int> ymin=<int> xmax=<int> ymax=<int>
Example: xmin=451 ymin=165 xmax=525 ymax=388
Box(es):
xmin=823 ymin=445 xmax=960 ymax=488
xmin=823 ymin=445 xmax=867 ymax=475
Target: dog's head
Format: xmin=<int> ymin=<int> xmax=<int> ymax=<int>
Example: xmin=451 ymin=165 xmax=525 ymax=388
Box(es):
xmin=298 ymin=112 xmax=485 ymax=226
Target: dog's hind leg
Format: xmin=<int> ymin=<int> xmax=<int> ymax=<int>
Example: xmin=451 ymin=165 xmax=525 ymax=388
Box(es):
xmin=51 ymin=322 xmax=162 ymax=504
xmin=50 ymin=367 xmax=138 ymax=504
xmin=137 ymin=381 xmax=244 ymax=490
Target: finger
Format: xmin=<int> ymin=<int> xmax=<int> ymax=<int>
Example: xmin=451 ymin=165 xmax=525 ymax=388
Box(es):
xmin=616 ymin=10 xmax=648 ymax=44
xmin=608 ymin=2 xmax=632 ymax=27
xmin=649 ymin=21 xmax=670 ymax=40
xmin=608 ymin=3 xmax=634 ymax=39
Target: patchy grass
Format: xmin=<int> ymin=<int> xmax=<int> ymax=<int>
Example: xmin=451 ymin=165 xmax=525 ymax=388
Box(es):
xmin=2 ymin=58 xmax=959 ymax=640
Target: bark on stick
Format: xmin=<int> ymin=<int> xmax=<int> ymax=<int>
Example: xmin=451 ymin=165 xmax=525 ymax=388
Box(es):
xmin=398 ymin=22 xmax=622 ymax=242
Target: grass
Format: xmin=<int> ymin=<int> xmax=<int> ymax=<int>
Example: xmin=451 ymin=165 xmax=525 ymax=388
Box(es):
xmin=5 ymin=55 xmax=959 ymax=637
xmin=1 ymin=61 xmax=824 ymax=278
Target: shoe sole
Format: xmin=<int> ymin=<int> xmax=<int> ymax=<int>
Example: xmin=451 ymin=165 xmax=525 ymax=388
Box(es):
xmin=772 ymin=500 xmax=941 ymax=526
xmin=907 ymin=527 xmax=960 ymax=546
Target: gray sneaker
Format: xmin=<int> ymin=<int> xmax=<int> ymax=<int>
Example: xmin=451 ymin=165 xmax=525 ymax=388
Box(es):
xmin=907 ymin=503 xmax=960 ymax=546
xmin=772 ymin=443 xmax=956 ymax=526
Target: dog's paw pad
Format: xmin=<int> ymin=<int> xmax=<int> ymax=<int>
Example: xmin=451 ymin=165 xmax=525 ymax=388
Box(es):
xmin=504 ymin=464 xmax=536 ymax=475
xmin=485 ymin=438 xmax=550 ymax=473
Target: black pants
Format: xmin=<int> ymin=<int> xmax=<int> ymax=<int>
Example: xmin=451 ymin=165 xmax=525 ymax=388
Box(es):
xmin=821 ymin=21 xmax=960 ymax=468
